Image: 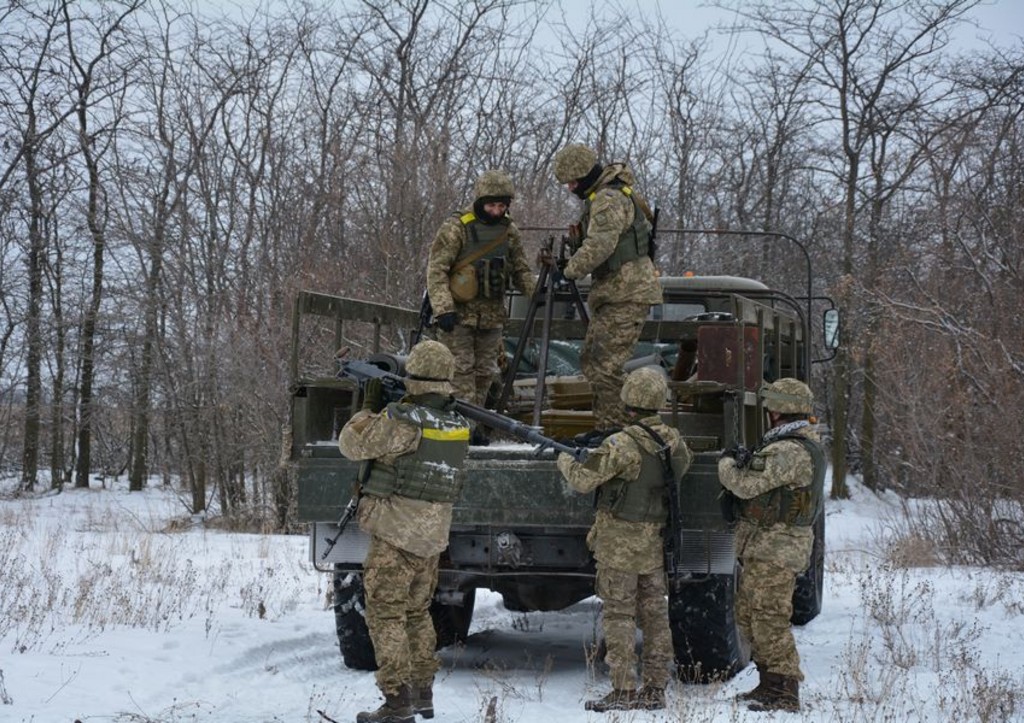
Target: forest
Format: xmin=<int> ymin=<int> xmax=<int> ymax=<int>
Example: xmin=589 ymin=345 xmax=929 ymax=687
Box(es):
xmin=1 ymin=0 xmax=1021 ymax=568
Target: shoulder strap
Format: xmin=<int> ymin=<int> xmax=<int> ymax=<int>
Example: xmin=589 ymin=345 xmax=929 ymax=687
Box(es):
xmin=633 ymin=422 xmax=673 ymax=479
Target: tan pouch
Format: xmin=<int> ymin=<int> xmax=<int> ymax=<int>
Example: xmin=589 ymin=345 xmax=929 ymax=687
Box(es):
xmin=449 ymin=265 xmax=478 ymax=303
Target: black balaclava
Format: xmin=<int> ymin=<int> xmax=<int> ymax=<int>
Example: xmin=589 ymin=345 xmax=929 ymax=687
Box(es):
xmin=572 ymin=163 xmax=604 ymax=199
xmin=473 ymin=195 xmax=512 ymax=223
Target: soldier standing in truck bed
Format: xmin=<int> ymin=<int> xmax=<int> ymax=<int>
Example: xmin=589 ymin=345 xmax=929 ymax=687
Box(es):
xmin=717 ymin=378 xmax=826 ymax=713
xmin=338 ymin=340 xmax=470 ymax=723
xmin=556 ymin=367 xmax=693 ymax=712
xmin=426 ymin=170 xmax=536 ymax=435
xmin=548 ymin=143 xmax=663 ymax=431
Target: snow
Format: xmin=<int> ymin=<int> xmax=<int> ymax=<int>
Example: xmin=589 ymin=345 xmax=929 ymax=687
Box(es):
xmin=2 ymin=472 xmax=1022 ymax=723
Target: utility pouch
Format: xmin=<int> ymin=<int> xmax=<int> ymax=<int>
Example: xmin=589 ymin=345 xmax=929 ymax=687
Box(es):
xmin=449 ymin=265 xmax=478 ymax=303
xmin=476 ymin=257 xmax=506 ymax=300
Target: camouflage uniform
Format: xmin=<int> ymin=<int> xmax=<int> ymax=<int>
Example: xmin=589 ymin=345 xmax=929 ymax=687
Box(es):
xmin=553 ymin=145 xmax=663 ymax=428
xmin=338 ymin=341 xmax=469 ymax=722
xmin=426 ymin=170 xmax=536 ymax=405
xmin=557 ymin=368 xmax=693 ymax=710
xmin=717 ymin=378 xmax=824 ymax=712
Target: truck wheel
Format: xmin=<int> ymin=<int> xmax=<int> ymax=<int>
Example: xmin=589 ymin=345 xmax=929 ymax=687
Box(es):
xmin=332 ymin=568 xmax=377 ymax=671
xmin=791 ymin=512 xmax=825 ymax=625
xmin=669 ymin=565 xmax=750 ymax=683
xmin=431 ymin=589 xmax=476 ymax=649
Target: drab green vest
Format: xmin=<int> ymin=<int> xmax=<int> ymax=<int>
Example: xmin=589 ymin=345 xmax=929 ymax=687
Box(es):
xmin=738 ymin=434 xmax=826 ymax=528
xmin=595 ymin=428 xmax=668 ymax=523
xmin=582 ymin=185 xmax=651 ymax=281
xmin=455 ymin=212 xmax=511 ymax=300
xmin=362 ymin=397 xmax=470 ymax=504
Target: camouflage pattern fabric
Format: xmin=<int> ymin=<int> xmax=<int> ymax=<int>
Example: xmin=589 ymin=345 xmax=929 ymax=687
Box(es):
xmin=436 ymin=325 xmax=502 ymax=406
xmin=562 ymin=164 xmax=662 ymax=312
xmin=717 ymin=426 xmax=819 ymax=680
xmin=596 ymin=563 xmax=673 ymax=690
xmin=338 ymin=408 xmax=453 ymax=557
xmin=362 ymin=536 xmax=441 ymax=694
xmin=426 ymin=207 xmax=535 ymax=328
xmin=736 ymin=557 xmax=802 ymax=680
xmin=557 ymin=416 xmax=689 ymax=689
xmin=558 ymin=416 xmax=691 ymax=572
xmin=581 ymin=302 xmax=649 ymax=428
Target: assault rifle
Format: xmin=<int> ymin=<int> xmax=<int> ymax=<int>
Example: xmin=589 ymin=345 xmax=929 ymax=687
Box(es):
xmin=320 ymin=481 xmax=363 ymax=561
xmin=338 ymin=358 xmax=590 ymax=462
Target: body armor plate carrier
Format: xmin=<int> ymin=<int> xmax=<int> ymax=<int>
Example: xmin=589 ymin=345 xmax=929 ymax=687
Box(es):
xmin=363 ymin=398 xmax=470 ymax=503
xmin=738 ymin=434 xmax=826 ymax=527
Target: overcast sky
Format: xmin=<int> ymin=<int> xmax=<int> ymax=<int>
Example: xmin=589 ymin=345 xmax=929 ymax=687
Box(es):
xmin=544 ymin=0 xmax=1023 ymax=54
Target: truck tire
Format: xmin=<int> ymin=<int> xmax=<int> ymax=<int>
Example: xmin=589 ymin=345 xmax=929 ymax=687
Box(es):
xmin=332 ymin=568 xmax=377 ymax=671
xmin=669 ymin=565 xmax=750 ymax=683
xmin=791 ymin=512 xmax=825 ymax=625
xmin=430 ymin=589 xmax=476 ymax=649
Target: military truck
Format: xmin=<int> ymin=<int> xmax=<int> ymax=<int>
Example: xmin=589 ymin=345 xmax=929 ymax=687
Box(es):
xmin=289 ymin=260 xmax=839 ymax=681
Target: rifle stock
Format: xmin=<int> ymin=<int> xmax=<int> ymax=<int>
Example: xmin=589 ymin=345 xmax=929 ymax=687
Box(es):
xmin=338 ymin=359 xmax=589 ymax=462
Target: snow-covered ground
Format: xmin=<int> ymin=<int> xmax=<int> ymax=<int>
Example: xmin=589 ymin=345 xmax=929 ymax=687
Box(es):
xmin=1 ymin=472 xmax=1021 ymax=722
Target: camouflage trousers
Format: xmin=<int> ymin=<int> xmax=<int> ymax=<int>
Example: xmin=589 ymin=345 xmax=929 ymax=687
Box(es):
xmin=596 ymin=562 xmax=673 ymax=690
xmin=437 ymin=325 xmax=502 ymax=406
xmin=581 ymin=302 xmax=648 ymax=428
xmin=736 ymin=557 xmax=803 ymax=680
xmin=363 ymin=536 xmax=441 ymax=694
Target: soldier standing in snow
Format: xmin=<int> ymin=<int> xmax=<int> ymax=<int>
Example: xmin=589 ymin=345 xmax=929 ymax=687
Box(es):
xmin=556 ymin=367 xmax=692 ymax=712
xmin=547 ymin=143 xmax=663 ymax=431
xmin=426 ymin=170 xmax=536 ymax=434
xmin=338 ymin=340 xmax=470 ymax=723
xmin=717 ymin=378 xmax=826 ymax=713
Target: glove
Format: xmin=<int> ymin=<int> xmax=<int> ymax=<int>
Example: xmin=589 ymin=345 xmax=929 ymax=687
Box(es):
xmin=361 ymin=378 xmax=384 ymax=413
xmin=436 ymin=312 xmax=458 ymax=333
xmin=549 ymin=266 xmax=566 ymax=287
xmin=722 ymin=445 xmax=753 ymax=468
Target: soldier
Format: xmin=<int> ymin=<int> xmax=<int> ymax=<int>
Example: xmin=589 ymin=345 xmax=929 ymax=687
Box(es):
xmin=338 ymin=340 xmax=470 ymax=723
xmin=426 ymin=170 xmax=536 ymax=424
xmin=556 ymin=367 xmax=693 ymax=712
xmin=548 ymin=143 xmax=663 ymax=430
xmin=717 ymin=378 xmax=826 ymax=713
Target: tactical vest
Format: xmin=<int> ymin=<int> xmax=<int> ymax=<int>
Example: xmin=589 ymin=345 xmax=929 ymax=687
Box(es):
xmin=738 ymin=434 xmax=826 ymax=528
xmin=362 ymin=398 xmax=470 ymax=503
xmin=455 ymin=212 xmax=511 ymax=300
xmin=582 ymin=184 xmax=651 ymax=281
xmin=595 ymin=428 xmax=668 ymax=523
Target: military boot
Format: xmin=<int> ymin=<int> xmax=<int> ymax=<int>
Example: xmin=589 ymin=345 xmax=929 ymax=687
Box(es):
xmin=636 ymin=686 xmax=666 ymax=710
xmin=584 ymin=688 xmax=638 ymax=712
xmin=411 ymin=679 xmax=434 ymax=719
xmin=747 ymin=674 xmax=800 ymax=713
xmin=735 ymin=666 xmax=771 ymax=703
xmin=356 ymin=685 xmax=414 ymax=723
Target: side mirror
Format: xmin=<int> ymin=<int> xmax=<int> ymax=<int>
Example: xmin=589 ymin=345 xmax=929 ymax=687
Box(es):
xmin=823 ymin=309 xmax=840 ymax=350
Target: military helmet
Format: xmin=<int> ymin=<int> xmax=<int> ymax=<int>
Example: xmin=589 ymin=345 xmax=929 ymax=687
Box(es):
xmin=473 ymin=169 xmax=515 ymax=200
xmin=760 ymin=378 xmax=813 ymax=414
xmin=620 ymin=366 xmax=668 ymax=411
xmin=405 ymin=340 xmax=455 ymax=382
xmin=553 ymin=143 xmax=598 ymax=183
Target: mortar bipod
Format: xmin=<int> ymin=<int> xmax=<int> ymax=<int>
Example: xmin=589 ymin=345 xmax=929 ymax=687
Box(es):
xmin=495 ymin=236 xmax=589 ymax=425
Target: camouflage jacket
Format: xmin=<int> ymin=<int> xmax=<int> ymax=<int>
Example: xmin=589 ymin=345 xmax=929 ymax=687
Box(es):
xmin=557 ymin=416 xmax=692 ymax=574
xmin=426 ymin=206 xmax=536 ymax=329
xmin=564 ymin=164 xmax=663 ymax=312
xmin=338 ymin=407 xmax=454 ymax=558
xmin=717 ymin=425 xmax=819 ymax=571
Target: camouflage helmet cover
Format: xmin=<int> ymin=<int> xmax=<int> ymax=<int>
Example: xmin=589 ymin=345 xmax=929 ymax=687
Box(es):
xmin=406 ymin=340 xmax=455 ymax=382
xmin=760 ymin=378 xmax=813 ymax=414
xmin=553 ymin=143 xmax=598 ymax=183
xmin=473 ymin=169 xmax=515 ymax=200
xmin=620 ymin=366 xmax=669 ymax=410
